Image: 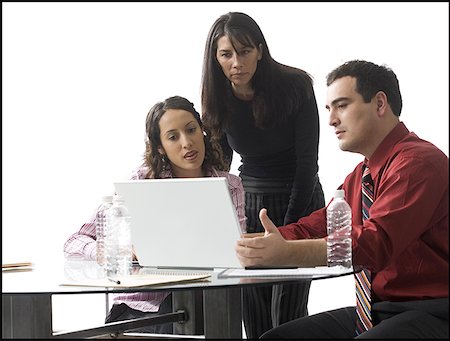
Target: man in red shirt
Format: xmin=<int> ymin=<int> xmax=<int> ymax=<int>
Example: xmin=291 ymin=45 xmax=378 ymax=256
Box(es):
xmin=236 ymin=60 xmax=448 ymax=339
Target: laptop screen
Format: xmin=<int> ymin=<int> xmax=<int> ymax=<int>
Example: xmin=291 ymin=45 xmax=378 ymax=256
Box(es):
xmin=113 ymin=177 xmax=243 ymax=269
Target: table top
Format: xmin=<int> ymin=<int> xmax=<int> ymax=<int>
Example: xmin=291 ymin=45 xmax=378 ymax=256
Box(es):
xmin=2 ymin=259 xmax=357 ymax=295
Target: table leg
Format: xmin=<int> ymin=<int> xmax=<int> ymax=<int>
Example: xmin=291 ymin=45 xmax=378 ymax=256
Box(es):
xmin=2 ymin=294 xmax=52 ymax=338
xmin=172 ymin=290 xmax=204 ymax=335
xmin=203 ymin=287 xmax=242 ymax=339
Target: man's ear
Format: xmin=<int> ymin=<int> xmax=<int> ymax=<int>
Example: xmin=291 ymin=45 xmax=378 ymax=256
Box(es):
xmin=375 ymin=91 xmax=388 ymax=116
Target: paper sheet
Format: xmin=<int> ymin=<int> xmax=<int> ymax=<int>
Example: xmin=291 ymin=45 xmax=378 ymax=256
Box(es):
xmin=218 ymin=266 xmax=353 ymax=278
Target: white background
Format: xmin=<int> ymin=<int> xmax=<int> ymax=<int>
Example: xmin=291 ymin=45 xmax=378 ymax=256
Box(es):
xmin=3 ymin=2 xmax=449 ymax=334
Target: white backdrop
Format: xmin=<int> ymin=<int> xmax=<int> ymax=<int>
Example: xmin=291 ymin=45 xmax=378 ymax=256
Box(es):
xmin=3 ymin=2 xmax=449 ymax=333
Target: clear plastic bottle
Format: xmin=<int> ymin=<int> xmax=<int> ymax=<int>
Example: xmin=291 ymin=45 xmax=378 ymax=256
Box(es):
xmin=104 ymin=194 xmax=132 ymax=277
xmin=326 ymin=189 xmax=352 ymax=268
xmin=95 ymin=195 xmax=113 ymax=266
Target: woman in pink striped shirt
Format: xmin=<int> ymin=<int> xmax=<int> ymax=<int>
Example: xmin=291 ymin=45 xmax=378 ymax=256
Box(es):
xmin=64 ymin=96 xmax=246 ymax=334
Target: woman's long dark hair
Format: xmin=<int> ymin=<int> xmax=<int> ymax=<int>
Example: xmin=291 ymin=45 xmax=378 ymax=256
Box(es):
xmin=143 ymin=96 xmax=228 ymax=178
xmin=201 ymin=12 xmax=315 ymax=141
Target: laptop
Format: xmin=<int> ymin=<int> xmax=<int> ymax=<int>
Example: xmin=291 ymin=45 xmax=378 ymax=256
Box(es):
xmin=113 ymin=177 xmax=243 ymax=269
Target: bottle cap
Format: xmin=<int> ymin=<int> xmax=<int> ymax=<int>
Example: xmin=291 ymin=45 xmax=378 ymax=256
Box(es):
xmin=113 ymin=194 xmax=125 ymax=203
xmin=102 ymin=195 xmax=113 ymax=202
xmin=334 ymin=189 xmax=345 ymax=198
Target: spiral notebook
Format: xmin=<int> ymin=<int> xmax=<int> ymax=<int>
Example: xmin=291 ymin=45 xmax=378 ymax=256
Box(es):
xmin=113 ymin=177 xmax=243 ymax=269
xmin=2 ymin=262 xmax=34 ymax=272
xmin=61 ymin=269 xmax=212 ymax=288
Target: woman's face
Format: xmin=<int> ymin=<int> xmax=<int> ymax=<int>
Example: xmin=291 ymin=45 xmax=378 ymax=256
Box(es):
xmin=158 ymin=109 xmax=205 ymax=178
xmin=216 ymin=35 xmax=262 ymax=91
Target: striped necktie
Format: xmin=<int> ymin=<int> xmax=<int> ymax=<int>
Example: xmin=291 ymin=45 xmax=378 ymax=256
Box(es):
xmin=355 ymin=165 xmax=373 ymax=335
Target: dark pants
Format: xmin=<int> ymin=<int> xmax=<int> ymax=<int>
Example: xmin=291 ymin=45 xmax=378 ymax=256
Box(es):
xmin=105 ymin=294 xmax=173 ymax=334
xmin=241 ymin=175 xmax=325 ymax=339
xmin=261 ymin=298 xmax=449 ymax=339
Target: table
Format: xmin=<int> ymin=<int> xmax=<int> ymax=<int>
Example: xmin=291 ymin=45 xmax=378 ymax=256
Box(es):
xmin=2 ymin=259 xmax=356 ymax=339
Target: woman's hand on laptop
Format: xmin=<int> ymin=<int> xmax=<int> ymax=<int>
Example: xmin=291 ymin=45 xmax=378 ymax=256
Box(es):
xmin=131 ymin=245 xmax=138 ymax=261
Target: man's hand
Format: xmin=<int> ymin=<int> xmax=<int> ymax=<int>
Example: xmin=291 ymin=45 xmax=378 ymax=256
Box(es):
xmin=242 ymin=232 xmax=264 ymax=238
xmin=236 ymin=208 xmax=328 ymax=268
xmin=235 ymin=208 xmax=290 ymax=267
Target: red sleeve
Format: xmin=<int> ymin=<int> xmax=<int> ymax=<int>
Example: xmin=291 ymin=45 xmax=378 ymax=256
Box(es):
xmin=278 ymin=206 xmax=328 ymax=240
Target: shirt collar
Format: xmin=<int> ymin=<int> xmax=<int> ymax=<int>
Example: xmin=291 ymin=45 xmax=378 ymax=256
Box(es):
xmin=367 ymin=122 xmax=409 ymax=179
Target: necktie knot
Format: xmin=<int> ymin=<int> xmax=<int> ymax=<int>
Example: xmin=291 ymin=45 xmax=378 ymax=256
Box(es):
xmin=361 ymin=166 xmax=374 ymax=221
xmin=362 ymin=165 xmax=373 ymax=186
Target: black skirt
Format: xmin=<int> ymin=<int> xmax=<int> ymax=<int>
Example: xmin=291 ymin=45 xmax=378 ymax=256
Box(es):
xmin=239 ymin=173 xmax=325 ymax=339
xmin=241 ymin=174 xmax=324 ymax=230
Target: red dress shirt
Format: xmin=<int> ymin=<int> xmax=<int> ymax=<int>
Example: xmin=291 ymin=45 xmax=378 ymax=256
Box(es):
xmin=279 ymin=122 xmax=449 ymax=303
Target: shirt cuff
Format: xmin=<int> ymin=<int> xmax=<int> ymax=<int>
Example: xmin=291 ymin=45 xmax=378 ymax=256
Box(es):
xmin=84 ymin=242 xmax=97 ymax=261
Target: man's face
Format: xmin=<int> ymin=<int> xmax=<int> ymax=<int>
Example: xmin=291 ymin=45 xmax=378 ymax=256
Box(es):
xmin=325 ymin=76 xmax=379 ymax=157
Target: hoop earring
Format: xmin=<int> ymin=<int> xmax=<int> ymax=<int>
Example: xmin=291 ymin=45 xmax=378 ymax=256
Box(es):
xmin=161 ymin=155 xmax=168 ymax=171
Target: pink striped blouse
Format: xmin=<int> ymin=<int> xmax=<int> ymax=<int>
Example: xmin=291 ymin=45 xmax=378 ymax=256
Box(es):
xmin=63 ymin=166 xmax=246 ymax=312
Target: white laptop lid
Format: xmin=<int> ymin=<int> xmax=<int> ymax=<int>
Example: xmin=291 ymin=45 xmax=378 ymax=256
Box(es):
xmin=113 ymin=177 xmax=243 ymax=269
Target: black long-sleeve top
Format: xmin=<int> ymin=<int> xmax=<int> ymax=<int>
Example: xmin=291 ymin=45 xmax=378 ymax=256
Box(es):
xmin=220 ymin=87 xmax=321 ymax=223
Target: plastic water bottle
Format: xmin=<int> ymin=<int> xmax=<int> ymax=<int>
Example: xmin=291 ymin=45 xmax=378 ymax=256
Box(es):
xmin=326 ymin=189 xmax=352 ymax=268
xmin=105 ymin=194 xmax=132 ymax=277
xmin=95 ymin=196 xmax=113 ymax=266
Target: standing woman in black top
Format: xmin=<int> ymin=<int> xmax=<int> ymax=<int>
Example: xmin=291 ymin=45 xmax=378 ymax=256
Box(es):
xmin=201 ymin=12 xmax=326 ymax=339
